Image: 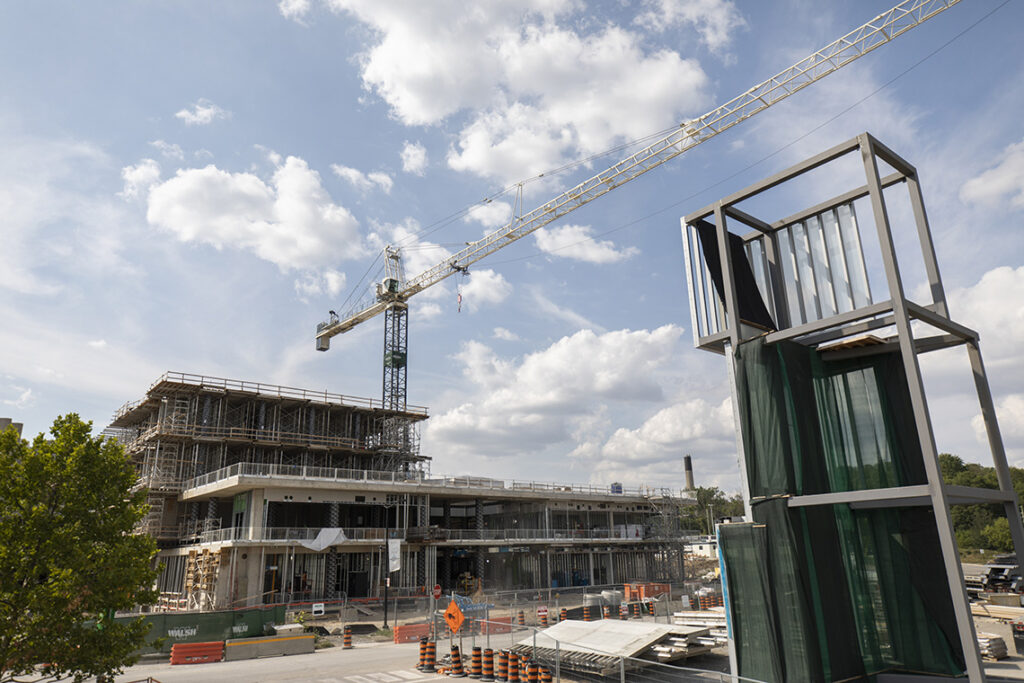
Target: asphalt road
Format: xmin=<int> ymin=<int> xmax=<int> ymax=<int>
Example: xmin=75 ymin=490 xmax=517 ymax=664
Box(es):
xmin=114 ymin=639 xmax=435 ymax=683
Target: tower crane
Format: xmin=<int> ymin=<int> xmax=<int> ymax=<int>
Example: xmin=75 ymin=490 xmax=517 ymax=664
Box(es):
xmin=316 ymin=0 xmax=962 ymax=424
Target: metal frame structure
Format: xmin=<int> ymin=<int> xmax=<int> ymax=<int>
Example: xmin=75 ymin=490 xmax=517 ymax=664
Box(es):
xmin=682 ymin=132 xmax=1023 ymax=682
xmin=314 ymin=0 xmax=962 ymax=351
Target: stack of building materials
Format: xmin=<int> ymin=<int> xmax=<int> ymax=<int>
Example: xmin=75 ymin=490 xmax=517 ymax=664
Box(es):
xmin=978 ymin=633 xmax=1008 ymax=660
xmin=512 ymin=620 xmax=711 ymax=675
xmin=970 ymin=602 xmax=1024 ymax=622
xmin=673 ymin=608 xmax=727 ymax=647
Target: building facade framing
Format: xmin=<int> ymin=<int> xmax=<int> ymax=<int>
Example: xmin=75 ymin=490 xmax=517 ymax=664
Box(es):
xmin=107 ymin=372 xmax=692 ymax=611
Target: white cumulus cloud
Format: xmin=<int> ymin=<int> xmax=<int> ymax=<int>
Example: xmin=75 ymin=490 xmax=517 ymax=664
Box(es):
xmin=493 ymin=327 xmax=519 ymax=341
xmin=400 ymin=141 xmax=428 ymax=176
xmin=464 ymin=200 xmax=512 ymax=229
xmin=534 ymin=224 xmax=638 ymax=263
xmin=425 ymin=325 xmax=685 ymax=459
xmin=149 ymin=139 xmax=184 ymax=161
xmin=960 ymin=137 xmax=1024 ymax=209
xmin=175 ymin=98 xmax=231 ymax=126
xmin=331 ymin=164 xmax=393 ymax=194
xmin=634 ymin=0 xmax=746 ymax=55
xmin=119 ymin=158 xmax=161 ymax=200
xmin=279 ymin=0 xmax=312 ymax=21
xmin=459 ymin=269 xmax=512 ymax=313
xmin=145 ymin=155 xmax=364 ymax=271
xmin=329 ymin=2 xmax=713 ymax=184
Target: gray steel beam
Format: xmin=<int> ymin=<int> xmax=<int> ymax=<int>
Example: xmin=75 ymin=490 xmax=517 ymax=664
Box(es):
xmin=765 ymin=172 xmax=906 ymax=233
xmin=859 ymin=133 xmax=984 ymax=682
xmin=685 ymin=135 xmax=862 ymax=223
xmin=819 ymin=333 xmax=964 ymax=361
xmin=905 ymin=300 xmax=978 ymax=341
xmin=714 ymin=204 xmax=743 ymax=348
xmin=906 ymin=172 xmax=949 ymax=317
xmin=967 ymin=340 xmax=1024 ymax=579
xmin=764 ymin=300 xmax=893 ymax=344
xmin=787 ymin=485 xmax=930 ymax=508
xmin=724 ymin=205 xmax=773 ymax=235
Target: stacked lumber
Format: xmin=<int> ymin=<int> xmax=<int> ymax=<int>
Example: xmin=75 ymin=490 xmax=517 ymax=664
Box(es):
xmin=648 ymin=627 xmax=712 ymax=662
xmin=970 ymin=602 xmax=1024 ymax=621
xmin=673 ymin=609 xmax=727 ymax=646
xmin=978 ymin=633 xmax=1008 ymax=660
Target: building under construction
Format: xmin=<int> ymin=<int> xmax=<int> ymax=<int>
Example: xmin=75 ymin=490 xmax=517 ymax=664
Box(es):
xmin=106 ymin=372 xmax=693 ymax=611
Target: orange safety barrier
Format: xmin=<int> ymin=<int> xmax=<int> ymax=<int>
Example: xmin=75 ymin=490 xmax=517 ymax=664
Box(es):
xmin=424 ymin=640 xmax=437 ymax=672
xmin=482 ymin=648 xmax=495 ymax=682
xmin=497 ymin=650 xmax=509 ymax=682
xmin=469 ymin=646 xmax=482 ymax=679
xmin=170 ymin=641 xmax=224 ymax=665
xmin=450 ymin=645 xmax=467 ymax=678
xmin=395 ymin=623 xmax=432 ymax=643
xmin=343 ymin=625 xmax=353 ymax=649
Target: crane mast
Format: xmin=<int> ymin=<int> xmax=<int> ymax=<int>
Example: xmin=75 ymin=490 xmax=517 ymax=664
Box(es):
xmin=315 ymin=0 xmax=962 ymax=419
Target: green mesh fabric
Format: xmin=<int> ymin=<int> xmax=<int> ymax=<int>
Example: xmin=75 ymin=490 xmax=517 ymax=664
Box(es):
xmin=719 ymin=523 xmax=783 ymax=683
xmin=720 ymin=336 xmax=965 ymax=681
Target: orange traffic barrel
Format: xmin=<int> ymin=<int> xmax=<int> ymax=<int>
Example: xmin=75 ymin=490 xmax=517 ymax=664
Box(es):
xmin=540 ymin=668 xmax=552 ymax=683
xmin=450 ymin=645 xmax=467 ymax=678
xmin=539 ymin=609 xmax=548 ymax=628
xmin=469 ymin=646 xmax=482 ymax=679
xmin=508 ymin=652 xmax=520 ymax=683
xmin=424 ymin=640 xmax=437 ymax=672
xmin=497 ymin=650 xmax=509 ymax=681
xmin=560 ymin=607 xmax=568 ymax=622
xmin=517 ymin=610 xmax=525 ymax=626
xmin=418 ymin=637 xmax=428 ymax=670
xmin=527 ymin=663 xmax=539 ymax=683
xmin=482 ymin=648 xmax=495 ymax=682
xmin=583 ymin=605 xmax=591 ymax=622
xmin=343 ymin=625 xmax=353 ymax=649
xmin=602 ymin=605 xmax=611 ymax=619
xmin=619 ymin=603 xmax=628 ymax=620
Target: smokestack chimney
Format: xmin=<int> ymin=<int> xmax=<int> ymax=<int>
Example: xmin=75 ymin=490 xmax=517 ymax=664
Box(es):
xmin=684 ymin=455 xmax=695 ymax=490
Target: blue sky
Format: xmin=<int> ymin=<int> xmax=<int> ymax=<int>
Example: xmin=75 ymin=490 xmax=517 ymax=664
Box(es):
xmin=2 ymin=0 xmax=1024 ymax=493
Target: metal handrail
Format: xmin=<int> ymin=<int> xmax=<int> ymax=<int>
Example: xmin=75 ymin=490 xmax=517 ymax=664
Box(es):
xmin=112 ymin=370 xmax=430 ymax=421
xmin=182 ymin=461 xmax=676 ymax=499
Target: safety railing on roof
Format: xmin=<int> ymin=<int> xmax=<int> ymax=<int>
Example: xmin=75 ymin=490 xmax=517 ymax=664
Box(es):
xmin=193 ymin=526 xmax=399 ymax=544
xmin=182 ymin=461 xmax=661 ymax=498
xmin=112 ymin=370 xmax=429 ymax=421
xmin=134 ymin=421 xmax=367 ymax=451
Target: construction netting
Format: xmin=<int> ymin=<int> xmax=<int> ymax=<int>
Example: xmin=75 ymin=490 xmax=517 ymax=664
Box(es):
xmin=720 ymin=336 xmax=965 ymax=682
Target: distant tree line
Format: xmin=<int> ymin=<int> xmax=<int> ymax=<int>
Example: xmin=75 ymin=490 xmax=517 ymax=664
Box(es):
xmin=684 ymin=454 xmax=1022 ymax=554
xmin=940 ymin=453 xmax=1021 ymax=554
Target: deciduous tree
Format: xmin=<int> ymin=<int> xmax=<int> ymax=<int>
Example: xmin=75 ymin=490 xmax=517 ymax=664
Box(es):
xmin=0 ymin=415 xmax=158 ymax=682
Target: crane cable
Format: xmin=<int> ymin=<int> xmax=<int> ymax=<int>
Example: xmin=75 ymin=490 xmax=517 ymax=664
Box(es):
xmin=485 ymin=0 xmax=1010 ymax=267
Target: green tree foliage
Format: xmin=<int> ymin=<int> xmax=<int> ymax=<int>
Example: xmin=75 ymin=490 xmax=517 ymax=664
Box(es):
xmin=983 ymin=517 xmax=1014 ymax=553
xmin=681 ymin=485 xmax=745 ymax=535
xmin=939 ymin=452 xmax=1024 ymax=556
xmin=0 ymin=415 xmax=158 ymax=682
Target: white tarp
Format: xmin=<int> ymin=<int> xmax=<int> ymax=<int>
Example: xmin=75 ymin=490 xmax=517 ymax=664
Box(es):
xmin=298 ymin=527 xmax=347 ymax=552
xmin=388 ymin=538 xmax=401 ymax=572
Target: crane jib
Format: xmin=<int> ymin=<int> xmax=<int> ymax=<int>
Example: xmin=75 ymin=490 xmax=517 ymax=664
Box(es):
xmin=316 ymin=0 xmax=962 ymax=347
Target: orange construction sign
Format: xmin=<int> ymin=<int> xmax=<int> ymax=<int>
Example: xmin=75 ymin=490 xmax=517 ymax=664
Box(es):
xmin=444 ymin=599 xmax=465 ymax=634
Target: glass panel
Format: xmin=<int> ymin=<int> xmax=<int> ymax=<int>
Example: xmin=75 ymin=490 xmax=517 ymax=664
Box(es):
xmin=806 ymin=215 xmax=837 ymax=318
xmin=778 ymin=226 xmax=806 ymax=325
xmin=821 ymin=209 xmax=854 ymax=313
xmin=838 ymin=203 xmax=872 ymax=308
xmin=792 ymin=222 xmax=822 ymax=321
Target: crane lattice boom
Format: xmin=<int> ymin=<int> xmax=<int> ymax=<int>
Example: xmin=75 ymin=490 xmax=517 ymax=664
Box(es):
xmin=316 ymin=0 xmax=961 ymax=348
